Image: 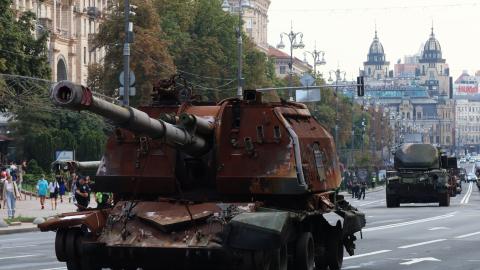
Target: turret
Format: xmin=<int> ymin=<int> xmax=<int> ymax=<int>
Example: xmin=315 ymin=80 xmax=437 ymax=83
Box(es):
xmin=50 ymin=81 xmax=211 ymax=157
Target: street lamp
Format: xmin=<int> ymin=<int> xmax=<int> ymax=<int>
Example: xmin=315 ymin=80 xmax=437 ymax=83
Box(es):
xmin=304 ymin=43 xmax=326 ymax=81
xmin=277 ymin=23 xmax=305 ymax=99
xmin=222 ymin=0 xmax=253 ymax=99
xmin=328 ymin=68 xmax=347 ymax=147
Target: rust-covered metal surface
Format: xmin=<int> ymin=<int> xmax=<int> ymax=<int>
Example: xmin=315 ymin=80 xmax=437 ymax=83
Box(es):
xmin=43 ymin=82 xmax=365 ymax=269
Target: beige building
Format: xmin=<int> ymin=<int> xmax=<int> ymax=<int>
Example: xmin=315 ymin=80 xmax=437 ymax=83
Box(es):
xmin=225 ymin=0 xmax=270 ymax=53
xmin=268 ymin=46 xmax=312 ymax=79
xmin=455 ymin=99 xmax=480 ymax=151
xmin=12 ymin=0 xmax=105 ymax=84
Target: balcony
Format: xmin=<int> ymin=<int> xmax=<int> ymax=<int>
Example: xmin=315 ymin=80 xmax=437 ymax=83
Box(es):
xmin=37 ymin=17 xmax=53 ymax=31
xmin=86 ymin=7 xmax=101 ymax=19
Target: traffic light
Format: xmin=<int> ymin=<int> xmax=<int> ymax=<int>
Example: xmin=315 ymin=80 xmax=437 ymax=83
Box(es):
xmin=356 ymin=76 xmax=365 ymax=97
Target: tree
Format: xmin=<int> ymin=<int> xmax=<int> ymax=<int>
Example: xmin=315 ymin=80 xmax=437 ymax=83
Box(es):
xmin=0 ymin=0 xmax=50 ymax=110
xmin=92 ymin=0 xmax=174 ymax=105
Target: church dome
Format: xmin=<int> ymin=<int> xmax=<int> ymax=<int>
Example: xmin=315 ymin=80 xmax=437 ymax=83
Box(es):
xmin=421 ymin=27 xmax=443 ymax=62
xmin=365 ymin=31 xmax=387 ymax=64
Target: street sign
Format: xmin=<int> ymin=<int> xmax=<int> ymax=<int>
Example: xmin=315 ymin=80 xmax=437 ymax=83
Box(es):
xmin=119 ymin=87 xmax=136 ymax=96
xmin=55 ymin=150 xmax=74 ymax=161
xmin=300 ymin=73 xmax=315 ymax=87
xmin=119 ymin=71 xmax=136 ymax=86
xmin=296 ymin=89 xmax=321 ymax=102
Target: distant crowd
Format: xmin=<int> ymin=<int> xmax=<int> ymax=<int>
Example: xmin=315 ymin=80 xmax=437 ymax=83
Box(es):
xmin=1 ymin=161 xmax=112 ymax=220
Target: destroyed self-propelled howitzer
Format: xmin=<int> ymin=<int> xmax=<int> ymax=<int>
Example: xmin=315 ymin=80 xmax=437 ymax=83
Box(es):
xmin=39 ymin=80 xmax=366 ymax=270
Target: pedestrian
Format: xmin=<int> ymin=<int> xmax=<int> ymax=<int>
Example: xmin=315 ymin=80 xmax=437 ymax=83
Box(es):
xmin=352 ymin=181 xmax=359 ymax=199
xmin=371 ymin=176 xmax=376 ymax=189
xmin=9 ymin=162 xmax=17 ymax=183
xmin=95 ymin=192 xmax=112 ymax=209
xmin=70 ymin=173 xmax=77 ymax=204
xmin=58 ymin=175 xmax=66 ymax=203
xmin=75 ymin=176 xmax=90 ymax=211
xmin=360 ymin=181 xmax=367 ymax=200
xmin=17 ymin=160 xmax=26 ymax=190
xmin=36 ymin=174 xmax=49 ymax=210
xmin=3 ymin=175 xmax=20 ymax=219
xmin=49 ymin=177 xmax=60 ymax=210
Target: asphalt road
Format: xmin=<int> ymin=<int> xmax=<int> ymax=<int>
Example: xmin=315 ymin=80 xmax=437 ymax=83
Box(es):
xmin=0 ymin=164 xmax=478 ymax=270
xmin=343 ymin=162 xmax=480 ymax=270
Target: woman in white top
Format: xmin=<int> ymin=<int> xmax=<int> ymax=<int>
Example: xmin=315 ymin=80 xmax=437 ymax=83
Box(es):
xmin=3 ymin=175 xmax=20 ymax=219
xmin=49 ymin=179 xmax=60 ymax=210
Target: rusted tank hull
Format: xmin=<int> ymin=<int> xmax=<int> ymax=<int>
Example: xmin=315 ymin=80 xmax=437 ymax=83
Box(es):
xmin=41 ymin=198 xmax=365 ymax=269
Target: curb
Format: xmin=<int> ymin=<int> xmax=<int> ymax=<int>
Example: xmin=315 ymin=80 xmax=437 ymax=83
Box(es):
xmin=0 ymin=226 xmax=39 ymax=235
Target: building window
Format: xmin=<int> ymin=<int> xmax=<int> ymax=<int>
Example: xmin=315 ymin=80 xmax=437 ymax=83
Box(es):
xmin=83 ymin=47 xmax=86 ymax=64
xmin=279 ymin=66 xmax=286 ymax=74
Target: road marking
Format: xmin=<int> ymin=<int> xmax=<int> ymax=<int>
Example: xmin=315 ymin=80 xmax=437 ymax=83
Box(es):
xmin=455 ymin=231 xmax=480 ymax=239
xmin=0 ymin=244 xmax=39 ymax=250
xmin=363 ymin=212 xmax=456 ymax=232
xmin=428 ymin=227 xmax=449 ymax=231
xmin=398 ymin=239 xmax=447 ymax=249
xmin=344 ymin=250 xmax=392 ymax=260
xmin=37 ymin=268 xmax=68 ymax=270
xmin=460 ymin=182 xmax=473 ymax=204
xmin=400 ymin=257 xmax=441 ymax=265
xmin=0 ymin=254 xmax=39 ymax=260
xmin=343 ymin=266 xmax=361 ymax=269
xmin=359 ymin=199 xmax=386 ymax=206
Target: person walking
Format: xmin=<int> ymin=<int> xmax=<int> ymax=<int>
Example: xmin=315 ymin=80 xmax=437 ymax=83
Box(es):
xmin=36 ymin=174 xmax=49 ymax=209
xmin=58 ymin=176 xmax=66 ymax=203
xmin=70 ymin=173 xmax=78 ymax=204
xmin=75 ymin=176 xmax=90 ymax=211
xmin=3 ymin=175 xmax=20 ymax=219
xmin=360 ymin=181 xmax=367 ymax=200
xmin=49 ymin=178 xmax=60 ymax=210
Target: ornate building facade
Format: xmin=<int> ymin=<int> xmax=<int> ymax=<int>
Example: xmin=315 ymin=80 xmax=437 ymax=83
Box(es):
xmin=12 ymin=0 xmax=105 ymax=84
xmin=226 ymin=0 xmax=270 ymax=53
xmin=362 ymin=28 xmax=455 ymax=151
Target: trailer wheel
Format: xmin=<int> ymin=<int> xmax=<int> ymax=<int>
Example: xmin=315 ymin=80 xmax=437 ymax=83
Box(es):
xmin=294 ymin=232 xmax=315 ymax=270
xmin=326 ymin=221 xmax=344 ymax=270
xmin=439 ymin=193 xmax=450 ymax=207
xmin=55 ymin=229 xmax=68 ymax=262
xmin=386 ymin=196 xmax=399 ymax=208
xmin=65 ymin=229 xmax=81 ymax=270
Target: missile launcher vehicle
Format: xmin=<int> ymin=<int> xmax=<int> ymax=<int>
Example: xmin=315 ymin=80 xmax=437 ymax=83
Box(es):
xmin=39 ymin=79 xmax=366 ymax=270
xmin=386 ymin=143 xmax=452 ymax=207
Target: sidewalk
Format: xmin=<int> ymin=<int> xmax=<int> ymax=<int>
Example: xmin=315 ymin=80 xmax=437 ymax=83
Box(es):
xmin=1 ymin=193 xmax=79 ymax=235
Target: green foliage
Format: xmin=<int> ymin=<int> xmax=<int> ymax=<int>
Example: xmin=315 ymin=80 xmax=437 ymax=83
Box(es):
xmin=26 ymin=159 xmax=44 ymax=175
xmin=91 ymin=0 xmax=276 ymax=103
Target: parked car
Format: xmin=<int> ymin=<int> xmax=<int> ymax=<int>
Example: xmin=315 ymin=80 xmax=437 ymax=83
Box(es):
xmin=460 ymin=158 xmax=466 ymax=163
xmin=467 ymin=173 xmax=477 ymax=183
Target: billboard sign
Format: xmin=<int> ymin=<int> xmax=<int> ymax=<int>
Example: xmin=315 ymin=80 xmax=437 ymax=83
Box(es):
xmin=55 ymin=150 xmax=74 ymax=161
xmin=296 ymin=89 xmax=321 ymax=102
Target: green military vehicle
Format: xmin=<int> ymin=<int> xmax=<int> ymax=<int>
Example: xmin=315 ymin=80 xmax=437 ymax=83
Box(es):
xmin=386 ymin=144 xmax=451 ymax=207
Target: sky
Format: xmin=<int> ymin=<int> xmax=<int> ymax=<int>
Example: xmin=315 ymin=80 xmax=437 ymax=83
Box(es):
xmin=267 ymin=0 xmax=480 ymax=81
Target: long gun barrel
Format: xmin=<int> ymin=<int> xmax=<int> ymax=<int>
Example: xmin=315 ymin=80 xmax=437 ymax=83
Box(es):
xmin=52 ymin=160 xmax=101 ymax=173
xmin=50 ymin=81 xmax=210 ymax=156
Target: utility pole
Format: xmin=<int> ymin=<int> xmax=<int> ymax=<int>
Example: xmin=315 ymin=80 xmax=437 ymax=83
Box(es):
xmin=237 ymin=0 xmax=243 ymax=99
xmin=123 ymin=0 xmax=135 ymax=105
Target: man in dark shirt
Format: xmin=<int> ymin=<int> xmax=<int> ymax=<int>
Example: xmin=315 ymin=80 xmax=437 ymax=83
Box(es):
xmin=75 ymin=176 xmax=90 ymax=210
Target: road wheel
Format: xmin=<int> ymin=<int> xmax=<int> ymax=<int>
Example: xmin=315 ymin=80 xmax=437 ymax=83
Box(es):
xmin=294 ymin=232 xmax=315 ymax=270
xmin=326 ymin=221 xmax=344 ymax=270
xmin=55 ymin=229 xmax=68 ymax=262
xmin=439 ymin=193 xmax=450 ymax=207
xmin=269 ymin=244 xmax=288 ymax=270
xmin=65 ymin=229 xmax=82 ymax=270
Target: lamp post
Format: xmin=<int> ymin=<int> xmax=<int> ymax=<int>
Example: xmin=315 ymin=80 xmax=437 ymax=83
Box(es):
xmin=304 ymin=44 xmax=326 ymax=81
xmin=222 ymin=0 xmax=252 ymax=99
xmin=276 ymin=23 xmax=305 ymax=100
xmin=328 ymin=68 xmax=347 ymax=147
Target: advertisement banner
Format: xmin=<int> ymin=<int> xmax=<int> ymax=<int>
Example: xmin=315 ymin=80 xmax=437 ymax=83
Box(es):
xmin=456 ymin=84 xmax=478 ymax=94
